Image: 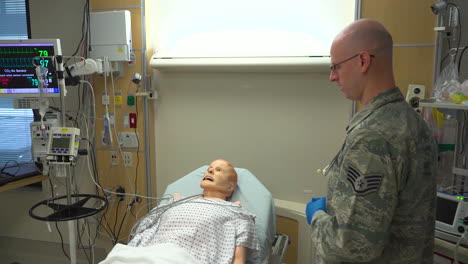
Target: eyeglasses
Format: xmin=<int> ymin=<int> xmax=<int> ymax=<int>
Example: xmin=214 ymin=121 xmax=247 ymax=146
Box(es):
xmin=329 ymin=53 xmax=375 ymax=72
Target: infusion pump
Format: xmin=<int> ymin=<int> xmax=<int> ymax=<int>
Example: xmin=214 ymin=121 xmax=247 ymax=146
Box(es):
xmin=435 ymin=192 xmax=468 ymax=245
xmin=31 ymin=119 xmax=57 ymax=163
xmin=46 ymin=127 xmax=80 ymax=164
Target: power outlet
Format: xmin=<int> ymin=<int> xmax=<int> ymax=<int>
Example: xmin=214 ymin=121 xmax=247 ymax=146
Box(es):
xmin=123 ymin=152 xmax=132 ymax=168
xmin=110 ymin=151 xmax=118 ymax=165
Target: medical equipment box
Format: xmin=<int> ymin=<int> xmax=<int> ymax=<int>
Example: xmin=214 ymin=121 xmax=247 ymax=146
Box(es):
xmin=435 ymin=191 xmax=468 ymax=245
xmin=90 ymin=11 xmax=132 ymax=61
xmin=46 ymin=127 xmax=80 ymax=158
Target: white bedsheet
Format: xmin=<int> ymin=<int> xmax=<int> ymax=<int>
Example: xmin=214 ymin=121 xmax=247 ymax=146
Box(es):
xmin=99 ymin=243 xmax=202 ymax=264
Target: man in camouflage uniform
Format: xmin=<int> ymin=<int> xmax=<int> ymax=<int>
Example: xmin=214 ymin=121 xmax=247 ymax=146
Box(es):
xmin=305 ymin=19 xmax=437 ymax=263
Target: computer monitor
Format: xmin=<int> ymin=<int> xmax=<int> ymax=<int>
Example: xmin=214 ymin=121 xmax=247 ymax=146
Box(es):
xmin=0 ymin=39 xmax=62 ymax=98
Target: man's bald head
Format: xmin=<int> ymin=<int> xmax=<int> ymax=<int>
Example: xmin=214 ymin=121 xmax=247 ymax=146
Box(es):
xmin=329 ymin=19 xmax=396 ymax=105
xmin=334 ymin=19 xmax=393 ymax=59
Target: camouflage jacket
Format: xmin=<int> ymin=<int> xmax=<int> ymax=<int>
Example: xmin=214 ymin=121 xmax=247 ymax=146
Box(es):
xmin=311 ymin=88 xmax=437 ymax=263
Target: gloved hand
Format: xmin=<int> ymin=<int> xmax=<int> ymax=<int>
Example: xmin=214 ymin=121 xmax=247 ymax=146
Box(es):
xmin=306 ymin=196 xmax=327 ymax=224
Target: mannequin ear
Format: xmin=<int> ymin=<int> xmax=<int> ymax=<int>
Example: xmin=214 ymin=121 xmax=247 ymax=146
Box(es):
xmin=225 ymin=183 xmax=235 ymax=197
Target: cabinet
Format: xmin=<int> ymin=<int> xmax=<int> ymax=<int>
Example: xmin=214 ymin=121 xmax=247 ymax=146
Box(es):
xmin=420 ymin=99 xmax=468 ymax=262
xmin=420 ymin=98 xmax=468 ymax=194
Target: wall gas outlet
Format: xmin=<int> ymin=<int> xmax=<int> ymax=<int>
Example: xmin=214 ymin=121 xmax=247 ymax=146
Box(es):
xmin=406 ymin=84 xmax=425 ymax=114
xmin=123 ymin=152 xmax=132 ymax=168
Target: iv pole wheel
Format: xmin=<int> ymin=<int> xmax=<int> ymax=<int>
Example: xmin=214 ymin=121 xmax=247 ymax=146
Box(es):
xmin=29 ymin=194 xmax=108 ymax=222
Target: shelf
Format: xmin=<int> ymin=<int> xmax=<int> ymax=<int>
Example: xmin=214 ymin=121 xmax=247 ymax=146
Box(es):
xmin=0 ymin=175 xmax=48 ymax=193
xmin=420 ymin=98 xmax=468 ymax=110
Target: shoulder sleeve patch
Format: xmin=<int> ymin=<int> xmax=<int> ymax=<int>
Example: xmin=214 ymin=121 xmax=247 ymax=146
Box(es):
xmin=346 ymin=166 xmax=383 ymax=195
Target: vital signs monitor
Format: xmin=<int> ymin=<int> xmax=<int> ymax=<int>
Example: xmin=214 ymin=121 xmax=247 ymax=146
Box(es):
xmin=0 ymin=39 xmax=62 ymax=98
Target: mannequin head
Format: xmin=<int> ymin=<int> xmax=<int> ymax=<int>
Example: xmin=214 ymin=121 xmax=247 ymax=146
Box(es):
xmin=200 ymin=159 xmax=238 ymax=200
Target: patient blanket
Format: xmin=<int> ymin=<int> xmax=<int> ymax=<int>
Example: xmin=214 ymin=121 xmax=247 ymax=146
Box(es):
xmin=128 ymin=197 xmax=261 ymax=264
xmin=99 ymin=243 xmax=202 ymax=264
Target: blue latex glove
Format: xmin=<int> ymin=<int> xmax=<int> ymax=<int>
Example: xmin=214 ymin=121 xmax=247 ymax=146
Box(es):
xmin=306 ymin=196 xmax=327 ymax=224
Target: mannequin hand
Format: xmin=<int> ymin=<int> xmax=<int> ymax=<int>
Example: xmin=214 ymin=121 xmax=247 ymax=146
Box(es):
xmin=306 ymin=196 xmax=327 ymax=224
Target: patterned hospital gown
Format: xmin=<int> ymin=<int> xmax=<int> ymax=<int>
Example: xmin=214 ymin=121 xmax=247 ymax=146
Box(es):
xmin=128 ymin=196 xmax=261 ymax=264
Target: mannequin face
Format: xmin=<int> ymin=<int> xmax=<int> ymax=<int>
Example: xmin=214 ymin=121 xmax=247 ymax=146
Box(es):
xmin=200 ymin=159 xmax=237 ymax=200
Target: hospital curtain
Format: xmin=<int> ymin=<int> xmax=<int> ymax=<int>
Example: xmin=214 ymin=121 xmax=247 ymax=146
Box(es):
xmin=0 ymin=99 xmax=33 ymax=168
xmin=0 ymin=0 xmax=30 ymax=40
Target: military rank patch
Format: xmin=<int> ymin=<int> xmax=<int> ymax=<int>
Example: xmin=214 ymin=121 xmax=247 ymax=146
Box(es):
xmin=346 ymin=166 xmax=382 ymax=195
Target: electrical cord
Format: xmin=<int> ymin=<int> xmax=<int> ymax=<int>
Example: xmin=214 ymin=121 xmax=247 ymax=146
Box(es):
xmin=0 ymin=160 xmax=21 ymax=177
xmin=47 ymin=106 xmax=78 ymax=127
xmin=133 ymin=82 xmax=141 ymax=204
xmin=129 ymin=194 xmax=199 ymax=242
xmin=66 ymin=0 xmax=89 ymax=65
xmin=115 ymin=209 xmax=130 ymax=244
xmin=440 ymin=38 xmax=452 ymax=70
xmin=112 ymin=202 xmax=121 ymax=245
xmin=458 ymin=45 xmax=468 ymax=75
xmin=83 ymin=138 xmax=117 ymax=242
xmin=47 ymin=178 xmax=71 ymax=261
xmin=76 ymin=220 xmax=92 ymax=264
xmin=79 ymin=97 xmax=115 ymax=247
xmin=454 ymin=230 xmax=468 ymax=264
xmin=128 ymin=195 xmax=244 ymax=244
xmin=0 ymin=160 xmax=19 ymax=172
xmin=55 ymin=221 xmax=71 ymax=262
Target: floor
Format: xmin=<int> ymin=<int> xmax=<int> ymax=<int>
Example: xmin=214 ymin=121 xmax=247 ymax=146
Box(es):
xmin=0 ymin=236 xmax=107 ymax=264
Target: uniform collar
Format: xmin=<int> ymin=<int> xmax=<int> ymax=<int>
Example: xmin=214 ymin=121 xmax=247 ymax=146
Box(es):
xmin=346 ymin=87 xmax=404 ymax=134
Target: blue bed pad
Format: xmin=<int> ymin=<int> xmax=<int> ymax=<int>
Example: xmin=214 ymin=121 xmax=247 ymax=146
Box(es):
xmin=162 ymin=165 xmax=276 ymax=263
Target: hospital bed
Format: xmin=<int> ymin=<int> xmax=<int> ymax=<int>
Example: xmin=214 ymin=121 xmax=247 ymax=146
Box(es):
xmin=100 ymin=165 xmax=289 ymax=264
xmin=162 ymin=165 xmax=289 ymax=264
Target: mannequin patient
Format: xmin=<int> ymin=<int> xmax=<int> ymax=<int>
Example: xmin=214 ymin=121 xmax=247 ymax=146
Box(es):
xmin=126 ymin=159 xmax=261 ymax=264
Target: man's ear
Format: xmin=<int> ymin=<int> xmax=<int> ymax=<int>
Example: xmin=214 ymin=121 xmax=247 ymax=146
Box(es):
xmin=360 ymin=52 xmax=372 ymax=73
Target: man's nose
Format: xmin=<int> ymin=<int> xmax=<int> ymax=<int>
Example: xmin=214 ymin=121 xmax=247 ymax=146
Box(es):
xmin=329 ymin=70 xmax=337 ymax=82
xmin=208 ymin=168 xmax=213 ymax=174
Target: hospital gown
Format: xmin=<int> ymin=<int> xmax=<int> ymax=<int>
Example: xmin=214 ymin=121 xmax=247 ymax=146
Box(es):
xmin=128 ymin=196 xmax=261 ymax=264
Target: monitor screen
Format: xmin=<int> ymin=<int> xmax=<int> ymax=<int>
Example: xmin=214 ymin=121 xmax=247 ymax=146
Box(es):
xmin=0 ymin=39 xmax=62 ymax=98
xmin=436 ymin=196 xmax=458 ymax=225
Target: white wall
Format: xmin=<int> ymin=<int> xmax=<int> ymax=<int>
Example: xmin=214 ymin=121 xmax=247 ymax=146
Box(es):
xmin=154 ymin=71 xmax=351 ymax=203
xmin=0 ymin=0 xmax=88 ymax=242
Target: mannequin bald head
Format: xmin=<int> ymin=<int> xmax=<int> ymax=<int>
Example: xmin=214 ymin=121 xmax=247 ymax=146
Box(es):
xmin=200 ymin=159 xmax=238 ymax=200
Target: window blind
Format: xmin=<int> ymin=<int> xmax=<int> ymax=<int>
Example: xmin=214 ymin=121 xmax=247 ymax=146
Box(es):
xmin=0 ymin=0 xmax=32 ymax=168
xmin=0 ymin=0 xmax=30 ymax=40
xmin=0 ymin=99 xmax=33 ymax=168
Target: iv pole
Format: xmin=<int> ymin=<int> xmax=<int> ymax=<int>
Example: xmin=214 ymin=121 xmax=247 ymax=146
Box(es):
xmin=29 ymin=54 xmax=108 ymax=264
xmin=55 ymin=55 xmax=78 ymax=264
